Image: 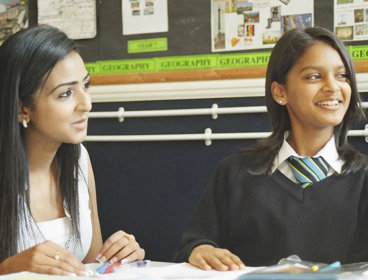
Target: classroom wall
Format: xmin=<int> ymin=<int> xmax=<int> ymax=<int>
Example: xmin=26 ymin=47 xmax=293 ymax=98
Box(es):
xmin=86 ymin=93 xmax=368 ymax=262
xmin=26 ymin=0 xmax=368 ymax=262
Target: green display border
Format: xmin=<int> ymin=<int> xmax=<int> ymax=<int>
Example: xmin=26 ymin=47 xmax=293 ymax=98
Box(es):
xmin=85 ymin=45 xmax=368 ymax=76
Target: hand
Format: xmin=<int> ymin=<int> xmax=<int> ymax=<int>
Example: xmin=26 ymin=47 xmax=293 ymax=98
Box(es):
xmin=96 ymin=230 xmax=145 ymax=264
xmin=189 ymin=244 xmax=245 ymax=271
xmin=0 ymin=241 xmax=88 ymax=276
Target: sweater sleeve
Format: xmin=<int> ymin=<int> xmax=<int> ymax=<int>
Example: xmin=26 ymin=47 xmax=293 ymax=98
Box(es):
xmin=172 ymin=154 xmax=241 ymax=262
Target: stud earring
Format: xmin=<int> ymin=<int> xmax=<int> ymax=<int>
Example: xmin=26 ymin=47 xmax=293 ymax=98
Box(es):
xmin=278 ymin=100 xmax=283 ymax=104
xmin=22 ymin=118 xmax=28 ymax=128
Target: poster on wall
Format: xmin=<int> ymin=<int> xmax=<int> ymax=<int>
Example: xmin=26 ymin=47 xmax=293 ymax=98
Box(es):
xmin=334 ymin=0 xmax=368 ymax=41
xmin=211 ymin=0 xmax=313 ymax=52
xmin=0 ymin=0 xmax=28 ymax=45
xmin=122 ymin=0 xmax=168 ymax=35
xmin=37 ymin=0 xmax=96 ymax=39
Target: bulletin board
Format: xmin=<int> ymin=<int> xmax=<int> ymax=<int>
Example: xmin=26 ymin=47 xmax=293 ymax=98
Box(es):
xmin=27 ymin=0 xmax=368 ymax=85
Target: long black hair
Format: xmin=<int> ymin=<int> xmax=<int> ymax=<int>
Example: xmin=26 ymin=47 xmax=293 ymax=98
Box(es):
xmin=249 ymin=26 xmax=366 ymax=175
xmin=0 ymin=24 xmax=81 ymax=261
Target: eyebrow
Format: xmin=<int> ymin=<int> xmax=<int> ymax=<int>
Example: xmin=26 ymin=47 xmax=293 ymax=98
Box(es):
xmin=49 ymin=72 xmax=90 ymax=94
xmin=299 ymin=64 xmax=346 ymax=73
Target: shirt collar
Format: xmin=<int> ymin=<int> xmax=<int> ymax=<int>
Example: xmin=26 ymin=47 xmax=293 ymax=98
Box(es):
xmin=272 ymin=131 xmax=343 ymax=174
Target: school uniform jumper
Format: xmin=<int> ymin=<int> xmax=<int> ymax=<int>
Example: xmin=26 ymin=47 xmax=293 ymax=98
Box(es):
xmin=173 ymin=151 xmax=368 ymax=266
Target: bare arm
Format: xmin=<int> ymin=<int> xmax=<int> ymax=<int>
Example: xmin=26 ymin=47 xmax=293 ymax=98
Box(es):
xmin=83 ymin=154 xmax=103 ymax=263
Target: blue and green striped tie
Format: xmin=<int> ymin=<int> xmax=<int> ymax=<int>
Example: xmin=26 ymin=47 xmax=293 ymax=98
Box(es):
xmin=287 ymin=156 xmax=329 ymax=188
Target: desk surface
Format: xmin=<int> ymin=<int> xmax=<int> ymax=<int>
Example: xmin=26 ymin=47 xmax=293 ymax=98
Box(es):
xmin=1 ymin=262 xmax=367 ymax=280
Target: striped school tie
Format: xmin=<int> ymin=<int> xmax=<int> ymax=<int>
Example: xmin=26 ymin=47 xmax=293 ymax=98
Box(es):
xmin=287 ymin=156 xmax=329 ymax=188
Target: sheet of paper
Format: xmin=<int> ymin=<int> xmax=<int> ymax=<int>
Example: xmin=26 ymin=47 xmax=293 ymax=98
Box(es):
xmin=0 ymin=262 xmax=263 ymax=280
xmin=86 ymin=262 xmax=262 ymax=280
xmin=122 ymin=0 xmax=168 ymax=35
xmin=37 ymin=0 xmax=96 ymax=39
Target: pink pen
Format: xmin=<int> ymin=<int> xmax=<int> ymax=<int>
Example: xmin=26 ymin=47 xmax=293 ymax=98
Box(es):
xmin=103 ymin=262 xmax=122 ymax=274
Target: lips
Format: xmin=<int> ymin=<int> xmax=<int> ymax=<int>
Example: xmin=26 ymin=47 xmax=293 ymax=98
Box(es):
xmin=73 ymin=118 xmax=88 ymax=130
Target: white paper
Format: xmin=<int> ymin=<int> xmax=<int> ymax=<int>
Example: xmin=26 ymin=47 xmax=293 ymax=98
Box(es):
xmin=85 ymin=262 xmax=262 ymax=280
xmin=0 ymin=262 xmax=264 ymax=280
xmin=122 ymin=0 xmax=168 ymax=35
xmin=37 ymin=0 xmax=97 ymax=39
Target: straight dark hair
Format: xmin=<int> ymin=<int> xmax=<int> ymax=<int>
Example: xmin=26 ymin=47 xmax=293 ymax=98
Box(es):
xmin=248 ymin=26 xmax=366 ymax=175
xmin=0 ymin=25 xmax=81 ymax=261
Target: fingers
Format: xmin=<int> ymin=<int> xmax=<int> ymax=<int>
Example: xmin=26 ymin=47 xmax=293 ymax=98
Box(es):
xmin=38 ymin=241 xmax=88 ymax=276
xmin=119 ymin=247 xmax=145 ymax=264
xmin=189 ymin=244 xmax=245 ymax=271
xmin=2 ymin=241 xmax=90 ymax=276
xmin=96 ymin=230 xmax=145 ymax=264
xmin=98 ymin=230 xmax=128 ymax=258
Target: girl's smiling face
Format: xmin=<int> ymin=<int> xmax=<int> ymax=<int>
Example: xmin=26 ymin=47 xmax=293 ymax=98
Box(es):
xmin=276 ymin=41 xmax=351 ymax=135
xmin=23 ymin=51 xmax=92 ymax=146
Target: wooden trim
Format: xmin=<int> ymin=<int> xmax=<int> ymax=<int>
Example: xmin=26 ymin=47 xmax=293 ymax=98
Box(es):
xmin=90 ymin=61 xmax=368 ymax=86
xmin=355 ymin=60 xmax=368 ymax=73
xmin=90 ymin=66 xmax=267 ymax=85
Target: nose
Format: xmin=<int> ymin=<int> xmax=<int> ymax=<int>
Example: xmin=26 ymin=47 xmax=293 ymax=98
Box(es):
xmin=323 ymin=75 xmax=340 ymax=93
xmin=76 ymin=87 xmax=92 ymax=113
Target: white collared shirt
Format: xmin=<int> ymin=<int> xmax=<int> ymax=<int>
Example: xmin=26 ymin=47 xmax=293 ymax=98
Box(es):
xmin=272 ymin=132 xmax=344 ymax=183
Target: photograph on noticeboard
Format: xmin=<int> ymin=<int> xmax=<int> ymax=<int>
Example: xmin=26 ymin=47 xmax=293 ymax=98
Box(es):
xmin=211 ymin=0 xmax=313 ymax=52
xmin=335 ymin=0 xmax=368 ymax=41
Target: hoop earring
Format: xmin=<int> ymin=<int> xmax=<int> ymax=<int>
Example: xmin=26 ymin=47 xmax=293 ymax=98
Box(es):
xmin=22 ymin=118 xmax=28 ymax=128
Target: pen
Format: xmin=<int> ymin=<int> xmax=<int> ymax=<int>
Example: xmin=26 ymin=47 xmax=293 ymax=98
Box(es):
xmin=96 ymin=262 xmax=110 ymax=274
xmin=112 ymin=260 xmax=151 ymax=273
xmin=319 ymin=261 xmax=341 ymax=272
xmin=124 ymin=260 xmax=150 ymax=267
xmin=104 ymin=262 xmax=122 ymax=274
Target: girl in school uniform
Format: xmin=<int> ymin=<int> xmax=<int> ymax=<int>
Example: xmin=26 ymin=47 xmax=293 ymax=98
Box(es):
xmin=173 ymin=26 xmax=368 ymax=270
xmin=0 ymin=25 xmax=144 ymax=276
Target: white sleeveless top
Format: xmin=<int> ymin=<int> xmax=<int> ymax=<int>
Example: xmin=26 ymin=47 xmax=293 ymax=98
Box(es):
xmin=17 ymin=145 xmax=92 ymax=261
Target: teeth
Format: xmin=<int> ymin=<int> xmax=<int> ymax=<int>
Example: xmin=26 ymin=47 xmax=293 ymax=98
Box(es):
xmin=317 ymin=100 xmax=339 ymax=106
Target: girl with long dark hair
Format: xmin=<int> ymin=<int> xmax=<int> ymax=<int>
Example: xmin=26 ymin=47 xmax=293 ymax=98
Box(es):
xmin=174 ymin=26 xmax=368 ymax=269
xmin=0 ymin=25 xmax=144 ymax=276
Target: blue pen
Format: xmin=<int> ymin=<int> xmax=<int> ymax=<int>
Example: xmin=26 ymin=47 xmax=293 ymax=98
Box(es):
xmin=319 ymin=261 xmax=341 ymax=272
xmin=112 ymin=260 xmax=150 ymax=272
xmin=96 ymin=262 xmax=110 ymax=274
xmin=127 ymin=260 xmax=150 ymax=267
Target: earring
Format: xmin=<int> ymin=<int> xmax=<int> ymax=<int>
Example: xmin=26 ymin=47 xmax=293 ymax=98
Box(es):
xmin=278 ymin=100 xmax=283 ymax=104
xmin=22 ymin=118 xmax=28 ymax=128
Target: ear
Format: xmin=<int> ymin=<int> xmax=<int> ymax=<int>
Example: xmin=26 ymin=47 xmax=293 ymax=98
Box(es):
xmin=271 ymin=81 xmax=288 ymax=105
xmin=18 ymin=102 xmax=31 ymax=125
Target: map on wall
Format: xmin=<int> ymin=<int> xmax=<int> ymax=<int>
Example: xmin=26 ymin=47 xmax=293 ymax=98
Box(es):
xmin=335 ymin=0 xmax=368 ymax=41
xmin=0 ymin=0 xmax=28 ymax=45
xmin=37 ymin=0 xmax=97 ymax=39
xmin=211 ymin=0 xmax=313 ymax=52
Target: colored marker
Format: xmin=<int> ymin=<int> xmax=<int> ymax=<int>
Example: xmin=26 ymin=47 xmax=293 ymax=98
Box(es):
xmin=96 ymin=262 xmax=110 ymax=274
xmin=104 ymin=262 xmax=122 ymax=274
xmin=319 ymin=261 xmax=341 ymax=272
